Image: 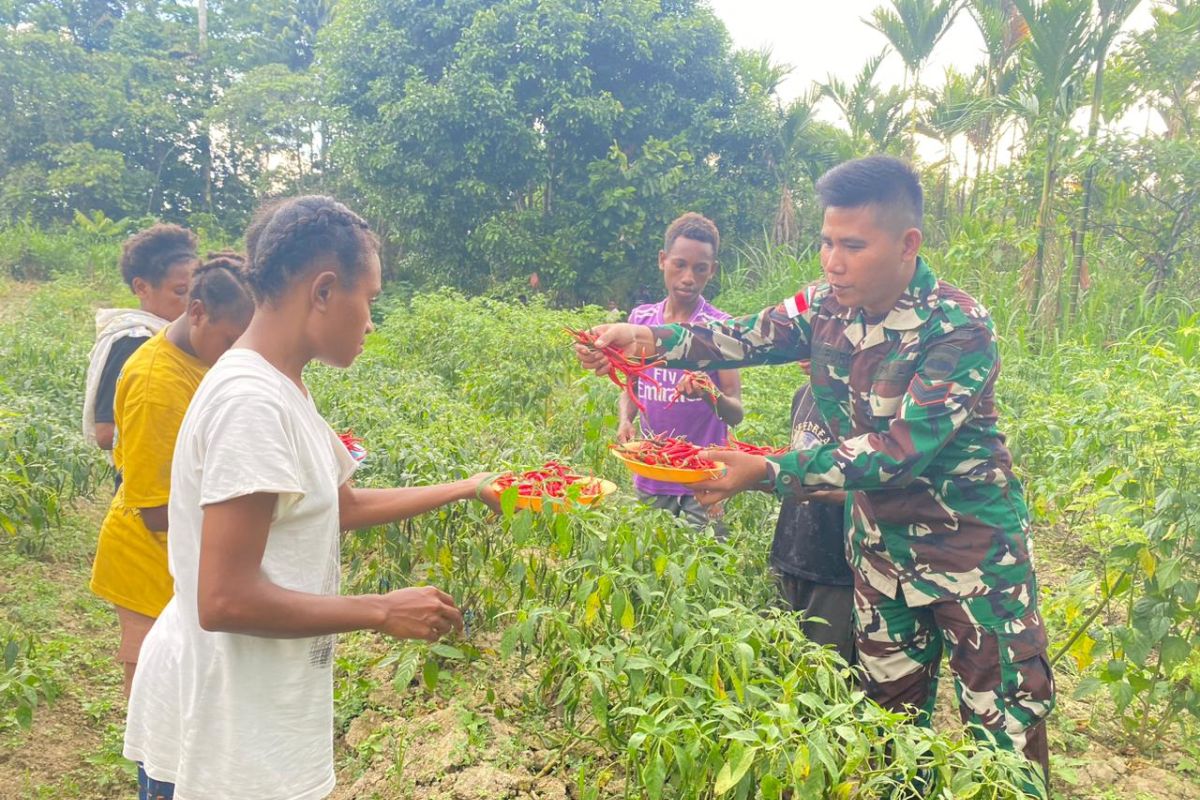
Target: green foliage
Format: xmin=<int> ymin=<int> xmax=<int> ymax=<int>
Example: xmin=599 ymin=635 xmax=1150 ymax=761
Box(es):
xmin=0 ymin=276 xmax=120 ymax=552
xmin=1004 ymin=317 xmax=1200 ymax=748
xmin=0 ymin=627 xmax=63 ymax=732
xmin=320 ymin=0 xmax=778 ymax=303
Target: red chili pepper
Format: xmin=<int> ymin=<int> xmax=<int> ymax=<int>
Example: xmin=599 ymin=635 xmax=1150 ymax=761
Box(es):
xmin=715 ymin=436 xmax=788 ymax=457
xmin=664 ymin=370 xmax=721 ymax=409
xmin=566 ymin=327 xmax=667 ymax=414
xmin=338 ymin=430 xmax=367 ymax=462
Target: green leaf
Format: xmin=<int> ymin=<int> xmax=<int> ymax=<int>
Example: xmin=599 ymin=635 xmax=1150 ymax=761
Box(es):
xmin=430 ymin=643 xmax=465 ymax=660
xmin=1160 ymin=636 xmax=1190 ymax=670
xmin=422 ymin=655 xmax=440 ymax=691
xmin=714 ymin=744 xmax=757 ymax=795
xmin=620 ymin=594 xmax=636 ymax=632
xmin=499 ymin=484 xmax=517 ymax=517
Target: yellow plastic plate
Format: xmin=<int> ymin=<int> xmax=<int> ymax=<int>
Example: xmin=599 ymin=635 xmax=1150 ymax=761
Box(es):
xmin=492 ymin=478 xmax=617 ymax=512
xmin=609 ymin=445 xmax=726 ymax=485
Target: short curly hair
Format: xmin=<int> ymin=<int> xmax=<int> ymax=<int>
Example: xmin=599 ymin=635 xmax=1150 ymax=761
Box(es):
xmin=118 ymin=223 xmax=198 ymax=288
xmin=664 ymin=212 xmax=719 ymax=258
xmin=245 ymin=196 xmax=379 ymax=302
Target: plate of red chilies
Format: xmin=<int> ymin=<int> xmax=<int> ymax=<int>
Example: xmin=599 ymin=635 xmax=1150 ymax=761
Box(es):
xmin=491 ymin=461 xmax=616 ymax=512
xmin=609 ymin=436 xmax=726 ymax=484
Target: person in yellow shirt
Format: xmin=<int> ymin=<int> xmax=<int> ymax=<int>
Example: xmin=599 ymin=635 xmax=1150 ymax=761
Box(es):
xmin=91 ymin=253 xmax=255 ymax=696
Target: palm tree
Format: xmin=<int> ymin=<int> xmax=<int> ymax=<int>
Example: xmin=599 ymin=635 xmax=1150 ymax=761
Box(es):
xmin=820 ymin=52 xmax=908 ymax=156
xmin=733 ymin=48 xmax=808 ymax=247
xmin=962 ymin=0 xmax=1027 ymax=181
xmin=1011 ymin=0 xmax=1095 ymax=317
xmin=1068 ymin=0 xmax=1143 ymax=323
xmin=920 ymin=68 xmax=984 ymax=221
xmin=867 ymin=0 xmax=959 ymax=150
xmin=734 ymin=46 xmax=794 ymax=98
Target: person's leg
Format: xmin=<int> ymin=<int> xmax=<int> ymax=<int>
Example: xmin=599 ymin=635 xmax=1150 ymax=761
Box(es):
xmin=138 ymin=763 xmax=175 ymax=800
xmin=114 ymin=605 xmax=156 ymax=698
xmin=854 ymin=577 xmax=942 ymax=725
xmin=775 ymin=571 xmax=803 ymax=612
xmin=677 ymin=493 xmax=728 ymax=539
xmin=797 ymin=580 xmax=856 ymax=664
xmin=635 ymin=489 xmax=682 ymax=516
xmin=938 ymin=586 xmax=1055 ymax=795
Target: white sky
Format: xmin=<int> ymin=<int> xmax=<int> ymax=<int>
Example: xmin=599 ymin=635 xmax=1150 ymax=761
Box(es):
xmin=706 ymin=0 xmax=1162 ymax=161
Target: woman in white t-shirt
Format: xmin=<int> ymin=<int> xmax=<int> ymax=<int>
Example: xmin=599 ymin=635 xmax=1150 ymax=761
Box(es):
xmin=124 ymin=196 xmax=500 ymax=800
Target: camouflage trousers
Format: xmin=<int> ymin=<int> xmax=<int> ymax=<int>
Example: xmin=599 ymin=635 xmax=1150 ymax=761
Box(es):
xmin=854 ymin=576 xmax=1055 ymax=793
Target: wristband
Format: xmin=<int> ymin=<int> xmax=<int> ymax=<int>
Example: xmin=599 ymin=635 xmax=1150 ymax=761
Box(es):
xmin=475 ymin=472 xmax=505 ymax=501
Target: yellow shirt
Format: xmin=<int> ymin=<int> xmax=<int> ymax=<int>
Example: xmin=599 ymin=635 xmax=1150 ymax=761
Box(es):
xmin=90 ymin=329 xmax=207 ymax=618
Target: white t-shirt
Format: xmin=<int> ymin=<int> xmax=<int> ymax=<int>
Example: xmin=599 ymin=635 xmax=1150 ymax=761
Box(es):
xmin=124 ymin=348 xmax=357 ymax=800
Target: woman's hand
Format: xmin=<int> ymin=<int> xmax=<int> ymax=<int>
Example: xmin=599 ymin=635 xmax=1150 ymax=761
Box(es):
xmin=371 ymin=586 xmax=463 ymax=642
xmin=689 ymin=448 xmax=772 ymax=508
xmin=469 ymin=472 xmax=502 ymax=513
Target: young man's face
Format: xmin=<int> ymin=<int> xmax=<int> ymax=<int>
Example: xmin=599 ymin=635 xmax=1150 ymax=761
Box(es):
xmin=658 ymin=236 xmax=716 ymax=306
xmin=134 ymin=259 xmax=195 ymax=321
xmin=819 ymin=204 xmax=920 ymax=315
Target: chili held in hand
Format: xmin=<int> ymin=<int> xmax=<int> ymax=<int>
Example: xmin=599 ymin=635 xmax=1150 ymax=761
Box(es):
xmin=338 ymin=430 xmax=367 ymax=462
xmin=565 ymin=326 xmax=666 ymax=414
xmin=664 ymin=370 xmax=721 ymax=409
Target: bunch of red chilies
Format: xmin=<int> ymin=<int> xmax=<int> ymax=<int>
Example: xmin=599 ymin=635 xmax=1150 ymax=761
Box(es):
xmin=565 ymin=326 xmax=665 ymax=414
xmin=719 ymin=436 xmax=787 ymax=457
xmin=494 ymin=461 xmax=600 ymax=499
xmin=615 ymin=436 xmax=719 ymax=471
xmin=664 ymin=370 xmax=721 ymax=408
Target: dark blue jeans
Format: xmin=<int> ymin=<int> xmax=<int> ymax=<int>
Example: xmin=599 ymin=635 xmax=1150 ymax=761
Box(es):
xmin=138 ymin=764 xmax=175 ymax=800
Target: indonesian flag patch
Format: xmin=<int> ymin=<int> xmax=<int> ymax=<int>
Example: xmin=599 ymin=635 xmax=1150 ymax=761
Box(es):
xmin=783 ymin=286 xmax=811 ymax=319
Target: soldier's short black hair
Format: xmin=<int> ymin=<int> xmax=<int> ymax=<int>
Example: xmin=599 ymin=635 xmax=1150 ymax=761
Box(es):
xmin=119 ymin=223 xmax=198 ymax=288
xmin=815 ymin=156 xmax=923 ymax=233
xmin=245 ymin=196 xmax=380 ymax=303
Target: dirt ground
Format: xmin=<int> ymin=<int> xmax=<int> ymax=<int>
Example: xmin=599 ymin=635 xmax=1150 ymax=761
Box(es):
xmin=1 ymin=501 xmax=1197 ymax=799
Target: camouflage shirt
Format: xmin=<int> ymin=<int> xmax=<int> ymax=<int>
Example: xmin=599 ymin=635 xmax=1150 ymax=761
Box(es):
xmin=651 ymin=257 xmax=1036 ymax=606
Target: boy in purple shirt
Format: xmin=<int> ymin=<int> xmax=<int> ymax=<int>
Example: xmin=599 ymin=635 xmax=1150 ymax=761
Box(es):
xmin=619 ymin=213 xmax=743 ymax=534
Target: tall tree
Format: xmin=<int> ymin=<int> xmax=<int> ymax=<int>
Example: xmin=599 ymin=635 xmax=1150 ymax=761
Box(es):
xmin=963 ymin=0 xmax=1027 ymax=183
xmin=320 ymin=0 xmax=778 ymax=302
xmin=819 ymin=52 xmax=908 ymax=156
xmin=1067 ymin=0 xmax=1142 ymax=323
xmin=920 ymin=67 xmax=983 ymax=221
xmin=1011 ymin=0 xmax=1095 ymax=317
xmin=867 ymin=0 xmax=958 ymax=151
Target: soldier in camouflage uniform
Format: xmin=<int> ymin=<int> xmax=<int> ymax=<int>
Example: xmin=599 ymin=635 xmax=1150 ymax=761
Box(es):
xmin=577 ymin=156 xmax=1054 ymax=792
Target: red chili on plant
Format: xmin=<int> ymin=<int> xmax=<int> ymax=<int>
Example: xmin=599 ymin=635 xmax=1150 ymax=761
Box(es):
xmin=565 ymin=326 xmax=666 ymax=414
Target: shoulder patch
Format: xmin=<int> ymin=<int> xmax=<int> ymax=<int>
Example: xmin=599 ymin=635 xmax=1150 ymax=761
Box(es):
xmin=922 ymin=342 xmax=963 ymax=382
xmin=910 ymin=377 xmax=952 ymax=407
